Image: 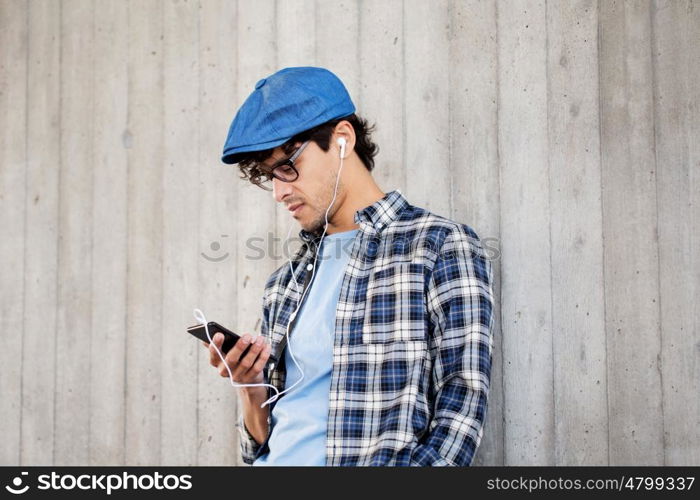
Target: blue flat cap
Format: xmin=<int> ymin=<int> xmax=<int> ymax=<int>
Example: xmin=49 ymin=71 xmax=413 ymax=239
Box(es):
xmin=221 ymin=66 xmax=356 ymax=164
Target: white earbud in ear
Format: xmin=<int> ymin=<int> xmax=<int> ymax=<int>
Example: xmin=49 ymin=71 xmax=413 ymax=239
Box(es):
xmin=337 ymin=137 xmax=347 ymax=158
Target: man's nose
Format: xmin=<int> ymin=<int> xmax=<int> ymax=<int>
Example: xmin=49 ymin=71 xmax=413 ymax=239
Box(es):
xmin=272 ymin=177 xmax=293 ymax=203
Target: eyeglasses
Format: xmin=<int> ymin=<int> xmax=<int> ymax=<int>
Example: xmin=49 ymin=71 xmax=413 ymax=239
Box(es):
xmin=259 ymin=140 xmax=310 ymax=187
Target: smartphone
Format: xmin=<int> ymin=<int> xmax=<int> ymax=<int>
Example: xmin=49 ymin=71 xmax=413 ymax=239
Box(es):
xmin=187 ymin=321 xmax=277 ymax=364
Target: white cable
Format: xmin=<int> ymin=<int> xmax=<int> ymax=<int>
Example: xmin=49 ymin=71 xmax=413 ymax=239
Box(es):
xmin=263 ymin=141 xmax=346 ymax=406
xmin=193 ymin=308 xmax=279 ymax=408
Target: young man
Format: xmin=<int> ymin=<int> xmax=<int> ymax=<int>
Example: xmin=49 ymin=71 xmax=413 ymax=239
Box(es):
xmin=206 ymin=66 xmax=495 ymax=466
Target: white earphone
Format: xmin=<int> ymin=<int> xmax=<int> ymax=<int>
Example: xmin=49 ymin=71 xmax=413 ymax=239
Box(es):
xmin=195 ymin=134 xmax=349 ymax=409
xmin=267 ymin=134 xmax=348 ymax=407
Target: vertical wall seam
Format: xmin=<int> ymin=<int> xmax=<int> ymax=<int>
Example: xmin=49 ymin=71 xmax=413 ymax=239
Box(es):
xmin=595 ymin=0 xmax=611 ymax=466
xmin=648 ymin=0 xmax=667 ymax=466
xmin=447 ymin=0 xmax=454 ymax=219
xmin=314 ymin=0 xmax=318 ymax=64
xmin=157 ymin=1 xmax=163 ymax=466
xmin=52 ymin=0 xmax=63 ymax=467
xmin=19 ymin=0 xmax=30 ymax=466
xmin=87 ymin=0 xmax=95 ymax=464
xmin=401 ymin=0 xmax=406 ymax=187
xmin=544 ymin=0 xmax=558 ymax=466
xmin=494 ymin=0 xmax=507 ymax=467
xmin=123 ymin=0 xmax=131 ymax=466
xmin=158 ymin=0 xmax=165 ymax=467
xmin=195 ymin=0 xmax=202 ymax=466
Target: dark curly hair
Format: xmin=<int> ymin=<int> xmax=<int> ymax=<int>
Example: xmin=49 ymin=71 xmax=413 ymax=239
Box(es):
xmin=230 ymin=113 xmax=379 ymax=191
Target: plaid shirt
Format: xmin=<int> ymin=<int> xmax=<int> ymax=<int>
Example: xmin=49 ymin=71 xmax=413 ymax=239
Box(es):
xmin=236 ymin=189 xmax=494 ymax=466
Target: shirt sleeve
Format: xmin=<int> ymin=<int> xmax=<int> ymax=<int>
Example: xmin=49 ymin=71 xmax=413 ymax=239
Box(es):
xmin=236 ymin=379 xmax=275 ymax=465
xmin=410 ymin=227 xmax=495 ymax=466
xmin=236 ymin=413 xmax=262 ymax=465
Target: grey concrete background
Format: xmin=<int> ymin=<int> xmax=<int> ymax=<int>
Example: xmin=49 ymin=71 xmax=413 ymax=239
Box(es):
xmin=0 ymin=0 xmax=698 ymax=465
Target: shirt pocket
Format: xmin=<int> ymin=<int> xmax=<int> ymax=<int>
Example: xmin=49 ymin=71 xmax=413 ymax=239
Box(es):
xmin=362 ymin=262 xmax=427 ymax=344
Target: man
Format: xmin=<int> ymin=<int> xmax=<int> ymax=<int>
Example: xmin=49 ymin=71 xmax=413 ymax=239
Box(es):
xmin=205 ymin=66 xmax=495 ymax=466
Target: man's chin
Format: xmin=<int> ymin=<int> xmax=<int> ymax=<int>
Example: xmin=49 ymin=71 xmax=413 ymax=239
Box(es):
xmin=301 ymin=218 xmax=325 ymax=236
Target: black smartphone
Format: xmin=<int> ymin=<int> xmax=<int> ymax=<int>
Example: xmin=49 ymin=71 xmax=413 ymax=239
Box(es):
xmin=187 ymin=321 xmax=277 ymax=364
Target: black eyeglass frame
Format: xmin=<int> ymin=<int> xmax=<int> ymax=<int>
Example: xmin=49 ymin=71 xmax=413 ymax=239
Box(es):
xmin=260 ymin=140 xmax=311 ymax=187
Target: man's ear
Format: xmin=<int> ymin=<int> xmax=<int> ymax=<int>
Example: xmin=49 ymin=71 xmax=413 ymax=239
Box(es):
xmin=334 ymin=120 xmax=356 ymax=151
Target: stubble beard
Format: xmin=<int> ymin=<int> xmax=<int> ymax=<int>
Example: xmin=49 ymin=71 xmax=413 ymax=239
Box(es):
xmin=303 ymin=170 xmax=344 ymax=236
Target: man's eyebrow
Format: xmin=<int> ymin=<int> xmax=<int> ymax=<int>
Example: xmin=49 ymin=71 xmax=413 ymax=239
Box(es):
xmin=259 ymin=142 xmax=300 ymax=170
xmin=260 ymin=154 xmax=287 ymax=170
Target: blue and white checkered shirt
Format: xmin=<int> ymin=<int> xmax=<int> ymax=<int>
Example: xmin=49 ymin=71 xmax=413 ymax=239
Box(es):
xmin=237 ymin=189 xmax=495 ymax=466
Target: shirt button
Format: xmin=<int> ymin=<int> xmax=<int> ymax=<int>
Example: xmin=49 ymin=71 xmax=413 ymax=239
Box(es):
xmin=306 ymin=264 xmax=313 ymax=271
xmin=375 ymin=222 xmax=383 ymax=229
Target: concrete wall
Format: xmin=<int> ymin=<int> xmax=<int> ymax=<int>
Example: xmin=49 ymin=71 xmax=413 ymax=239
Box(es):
xmin=0 ymin=0 xmax=697 ymax=465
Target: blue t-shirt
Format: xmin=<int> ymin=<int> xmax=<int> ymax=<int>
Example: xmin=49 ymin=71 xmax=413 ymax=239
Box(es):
xmin=253 ymin=228 xmax=359 ymax=466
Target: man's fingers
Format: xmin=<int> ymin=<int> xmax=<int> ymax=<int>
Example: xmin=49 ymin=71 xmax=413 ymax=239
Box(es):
xmin=225 ymin=333 xmax=252 ymax=368
xmin=236 ymin=335 xmax=265 ymax=375
xmin=251 ymin=344 xmax=271 ymax=374
xmin=208 ymin=333 xmax=225 ymax=367
xmin=204 ymin=332 xmax=270 ymax=383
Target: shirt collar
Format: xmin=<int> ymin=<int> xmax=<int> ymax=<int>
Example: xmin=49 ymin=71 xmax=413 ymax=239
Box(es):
xmin=298 ymin=189 xmax=409 ymax=244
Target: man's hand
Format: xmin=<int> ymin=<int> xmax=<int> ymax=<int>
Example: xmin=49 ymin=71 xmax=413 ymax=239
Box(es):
xmin=203 ymin=332 xmax=273 ymax=446
xmin=204 ymin=332 xmax=272 ymax=385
